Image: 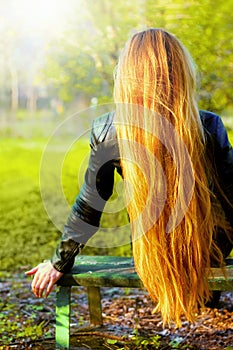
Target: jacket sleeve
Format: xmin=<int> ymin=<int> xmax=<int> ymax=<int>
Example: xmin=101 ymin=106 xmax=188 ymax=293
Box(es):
xmin=51 ymin=119 xmax=117 ymax=272
xmin=211 ymin=115 xmax=233 ymax=227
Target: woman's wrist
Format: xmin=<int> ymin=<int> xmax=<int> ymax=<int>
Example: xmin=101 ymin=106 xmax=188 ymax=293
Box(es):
xmin=51 ymin=239 xmax=84 ymax=273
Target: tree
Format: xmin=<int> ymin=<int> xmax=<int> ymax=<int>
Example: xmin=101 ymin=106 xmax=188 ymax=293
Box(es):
xmin=42 ymin=0 xmax=142 ymax=107
xmin=145 ymin=0 xmax=233 ymax=113
xmin=0 ymin=13 xmax=51 ymax=119
xmin=0 ymin=23 xmax=19 ymax=119
xmin=43 ymin=0 xmax=233 ymax=114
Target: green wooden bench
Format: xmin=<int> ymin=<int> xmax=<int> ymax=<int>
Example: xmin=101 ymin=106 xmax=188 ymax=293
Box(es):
xmin=56 ymin=255 xmax=233 ymax=349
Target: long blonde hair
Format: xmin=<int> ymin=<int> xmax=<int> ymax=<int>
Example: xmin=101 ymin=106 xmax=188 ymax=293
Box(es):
xmin=114 ymin=28 xmax=230 ymax=326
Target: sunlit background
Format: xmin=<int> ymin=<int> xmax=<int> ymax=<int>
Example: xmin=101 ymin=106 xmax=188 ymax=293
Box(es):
xmin=1 ymin=0 xmax=76 ymax=33
xmin=0 ymin=0 xmax=233 ymax=137
xmin=0 ymin=0 xmax=89 ymax=136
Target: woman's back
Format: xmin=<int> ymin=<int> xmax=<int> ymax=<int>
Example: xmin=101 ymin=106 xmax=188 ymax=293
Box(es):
xmin=113 ymin=28 xmax=233 ymax=325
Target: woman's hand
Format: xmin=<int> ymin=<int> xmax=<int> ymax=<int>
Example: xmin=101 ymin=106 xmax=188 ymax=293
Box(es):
xmin=25 ymin=261 xmax=63 ymax=298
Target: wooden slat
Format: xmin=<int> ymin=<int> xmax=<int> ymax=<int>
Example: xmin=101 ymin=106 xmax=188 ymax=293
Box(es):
xmin=58 ymin=255 xmax=141 ymax=287
xmin=58 ymin=255 xmax=233 ymax=291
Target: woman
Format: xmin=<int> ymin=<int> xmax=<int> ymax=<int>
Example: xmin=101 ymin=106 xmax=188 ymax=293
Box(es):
xmin=26 ymin=28 xmax=233 ymax=326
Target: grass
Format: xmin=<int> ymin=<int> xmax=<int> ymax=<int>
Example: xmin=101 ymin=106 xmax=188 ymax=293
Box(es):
xmin=0 ymin=138 xmax=61 ymax=270
xmin=0 ymin=136 xmax=131 ymax=271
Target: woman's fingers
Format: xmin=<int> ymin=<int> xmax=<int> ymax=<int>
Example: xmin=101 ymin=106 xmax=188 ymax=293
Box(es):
xmin=35 ymin=277 xmax=48 ymax=298
xmin=32 ymin=263 xmax=50 ymax=298
xmin=26 ymin=261 xmax=63 ymax=298
xmin=45 ymin=279 xmax=56 ymax=298
xmin=25 ymin=266 xmax=39 ymax=275
xmin=37 ymin=273 xmax=54 ymax=298
xmin=31 ymin=273 xmax=42 ymax=297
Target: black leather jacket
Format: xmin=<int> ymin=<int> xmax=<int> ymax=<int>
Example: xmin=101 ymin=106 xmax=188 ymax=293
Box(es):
xmin=51 ymin=110 xmax=233 ymax=272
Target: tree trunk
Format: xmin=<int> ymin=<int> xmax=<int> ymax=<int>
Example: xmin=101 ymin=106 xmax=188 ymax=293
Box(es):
xmin=8 ymin=61 xmax=18 ymax=120
xmin=27 ymin=86 xmax=37 ymax=115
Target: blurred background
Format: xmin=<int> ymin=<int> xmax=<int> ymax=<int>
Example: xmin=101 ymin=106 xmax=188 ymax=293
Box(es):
xmin=1 ymin=0 xmax=233 ymax=271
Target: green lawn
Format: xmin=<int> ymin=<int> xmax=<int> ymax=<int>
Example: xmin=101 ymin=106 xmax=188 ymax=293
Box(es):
xmin=0 ymin=138 xmax=62 ymax=270
xmin=0 ymin=130 xmax=232 ymax=271
xmin=0 ymin=137 xmax=131 ymax=271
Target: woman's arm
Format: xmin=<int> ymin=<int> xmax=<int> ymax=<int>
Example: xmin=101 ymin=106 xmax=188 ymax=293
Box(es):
xmin=26 ymin=113 xmax=118 ymax=297
xmin=208 ymin=113 xmax=233 ymax=227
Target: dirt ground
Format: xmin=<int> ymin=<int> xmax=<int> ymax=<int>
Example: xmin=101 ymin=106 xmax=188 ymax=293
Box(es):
xmin=0 ymin=273 xmax=233 ymax=349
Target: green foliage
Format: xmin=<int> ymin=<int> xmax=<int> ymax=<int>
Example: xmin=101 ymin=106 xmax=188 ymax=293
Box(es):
xmin=145 ymin=0 xmax=233 ymax=113
xmin=1 ymin=1 xmax=232 ymax=118
xmin=106 ymin=333 xmax=163 ymax=349
xmin=130 ymin=333 xmax=162 ymax=349
xmin=106 ymin=330 xmax=194 ymax=349
xmin=229 ymin=130 xmax=233 ymax=145
xmin=41 ymin=0 xmax=233 ymax=114
xmin=0 ymin=311 xmax=45 ymax=345
xmin=42 ymin=0 xmax=143 ymax=106
xmin=107 ymin=338 xmax=119 ymax=345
